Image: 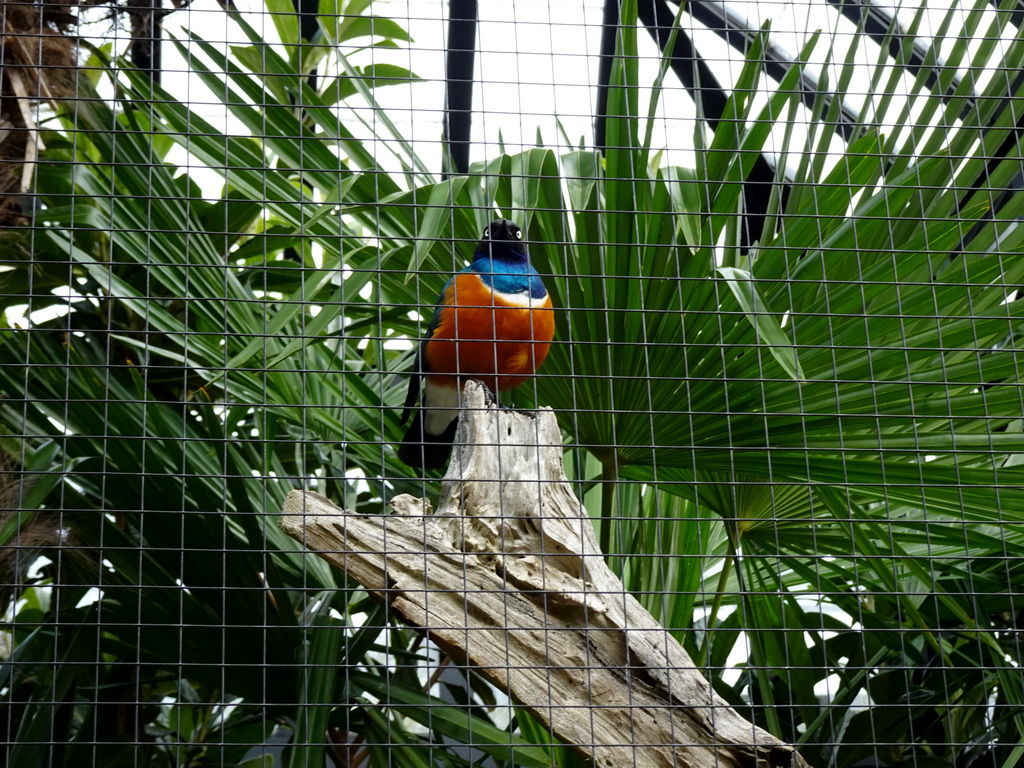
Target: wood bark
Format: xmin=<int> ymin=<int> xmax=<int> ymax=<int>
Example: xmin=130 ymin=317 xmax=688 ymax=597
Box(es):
xmin=279 ymin=381 xmax=808 ymax=768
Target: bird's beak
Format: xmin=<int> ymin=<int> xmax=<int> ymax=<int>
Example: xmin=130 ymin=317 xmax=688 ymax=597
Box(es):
xmin=496 ymin=220 xmax=511 ymax=240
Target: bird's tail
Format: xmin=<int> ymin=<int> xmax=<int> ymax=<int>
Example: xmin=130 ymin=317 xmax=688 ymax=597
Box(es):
xmin=398 ymin=411 xmax=459 ymax=470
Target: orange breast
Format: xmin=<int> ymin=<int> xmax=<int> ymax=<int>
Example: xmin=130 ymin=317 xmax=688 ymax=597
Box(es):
xmin=424 ymin=272 xmax=554 ymax=392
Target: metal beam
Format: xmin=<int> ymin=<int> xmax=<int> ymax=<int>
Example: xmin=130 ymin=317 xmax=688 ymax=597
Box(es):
xmin=443 ymin=0 xmax=479 ymax=176
xmin=635 ymin=0 xmax=785 ymax=249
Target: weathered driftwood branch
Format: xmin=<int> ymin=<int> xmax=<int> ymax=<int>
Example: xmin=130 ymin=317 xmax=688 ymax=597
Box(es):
xmin=279 ymin=381 xmax=807 ymax=768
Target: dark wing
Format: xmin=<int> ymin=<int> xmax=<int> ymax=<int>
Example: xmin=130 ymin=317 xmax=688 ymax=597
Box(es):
xmin=400 ymin=276 xmax=453 ymax=425
xmin=400 ymin=343 xmax=425 ymax=425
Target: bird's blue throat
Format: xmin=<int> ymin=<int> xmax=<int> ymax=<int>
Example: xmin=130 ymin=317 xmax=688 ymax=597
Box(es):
xmin=471 ymin=255 xmax=547 ymax=299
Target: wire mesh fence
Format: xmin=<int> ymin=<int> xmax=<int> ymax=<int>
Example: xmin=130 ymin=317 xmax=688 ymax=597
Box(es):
xmin=3 ymin=0 xmax=1024 ymax=766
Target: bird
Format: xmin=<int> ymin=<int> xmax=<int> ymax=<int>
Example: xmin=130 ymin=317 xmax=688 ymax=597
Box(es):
xmin=398 ymin=219 xmax=555 ymax=470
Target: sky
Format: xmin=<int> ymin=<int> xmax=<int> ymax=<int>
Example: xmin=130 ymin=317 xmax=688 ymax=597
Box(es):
xmin=150 ymin=0 xmax=833 ymax=187
xmin=143 ymin=0 xmax=1013 ymax=192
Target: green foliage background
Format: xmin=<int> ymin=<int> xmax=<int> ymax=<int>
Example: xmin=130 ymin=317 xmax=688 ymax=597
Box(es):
xmin=3 ymin=1 xmax=1024 ymax=766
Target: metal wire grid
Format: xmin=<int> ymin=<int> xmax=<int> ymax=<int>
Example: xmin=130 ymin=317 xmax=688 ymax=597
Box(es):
xmin=3 ymin=0 xmax=1024 ymax=765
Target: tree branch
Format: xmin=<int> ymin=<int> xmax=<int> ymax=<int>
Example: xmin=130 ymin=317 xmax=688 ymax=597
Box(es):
xmin=279 ymin=381 xmax=809 ymax=768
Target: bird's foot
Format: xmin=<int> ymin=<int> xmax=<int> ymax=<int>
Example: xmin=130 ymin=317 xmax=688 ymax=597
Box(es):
xmin=468 ymin=380 xmax=537 ymax=418
xmin=470 ymin=379 xmax=500 ymax=407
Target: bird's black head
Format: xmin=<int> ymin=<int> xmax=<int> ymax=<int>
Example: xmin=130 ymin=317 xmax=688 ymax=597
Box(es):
xmin=476 ymin=218 xmax=528 ymax=262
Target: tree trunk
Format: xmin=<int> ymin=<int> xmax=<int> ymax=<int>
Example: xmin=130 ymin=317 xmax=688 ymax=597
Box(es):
xmin=279 ymin=380 xmax=808 ymax=768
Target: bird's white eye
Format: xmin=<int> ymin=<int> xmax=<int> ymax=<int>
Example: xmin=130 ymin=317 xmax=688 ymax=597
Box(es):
xmin=515 ymin=229 xmax=522 ymax=240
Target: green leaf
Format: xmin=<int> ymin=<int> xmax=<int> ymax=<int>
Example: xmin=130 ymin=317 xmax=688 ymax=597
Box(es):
xmin=350 ymin=671 xmax=553 ymax=768
xmin=264 ymin=0 xmax=300 ymax=47
xmin=318 ymin=63 xmax=421 ymax=105
xmin=334 ymin=15 xmax=413 ymax=44
xmin=287 ymin=602 xmax=344 ymax=768
xmin=716 ymin=267 xmax=805 ymax=381
xmin=408 ymin=176 xmax=470 ymax=280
